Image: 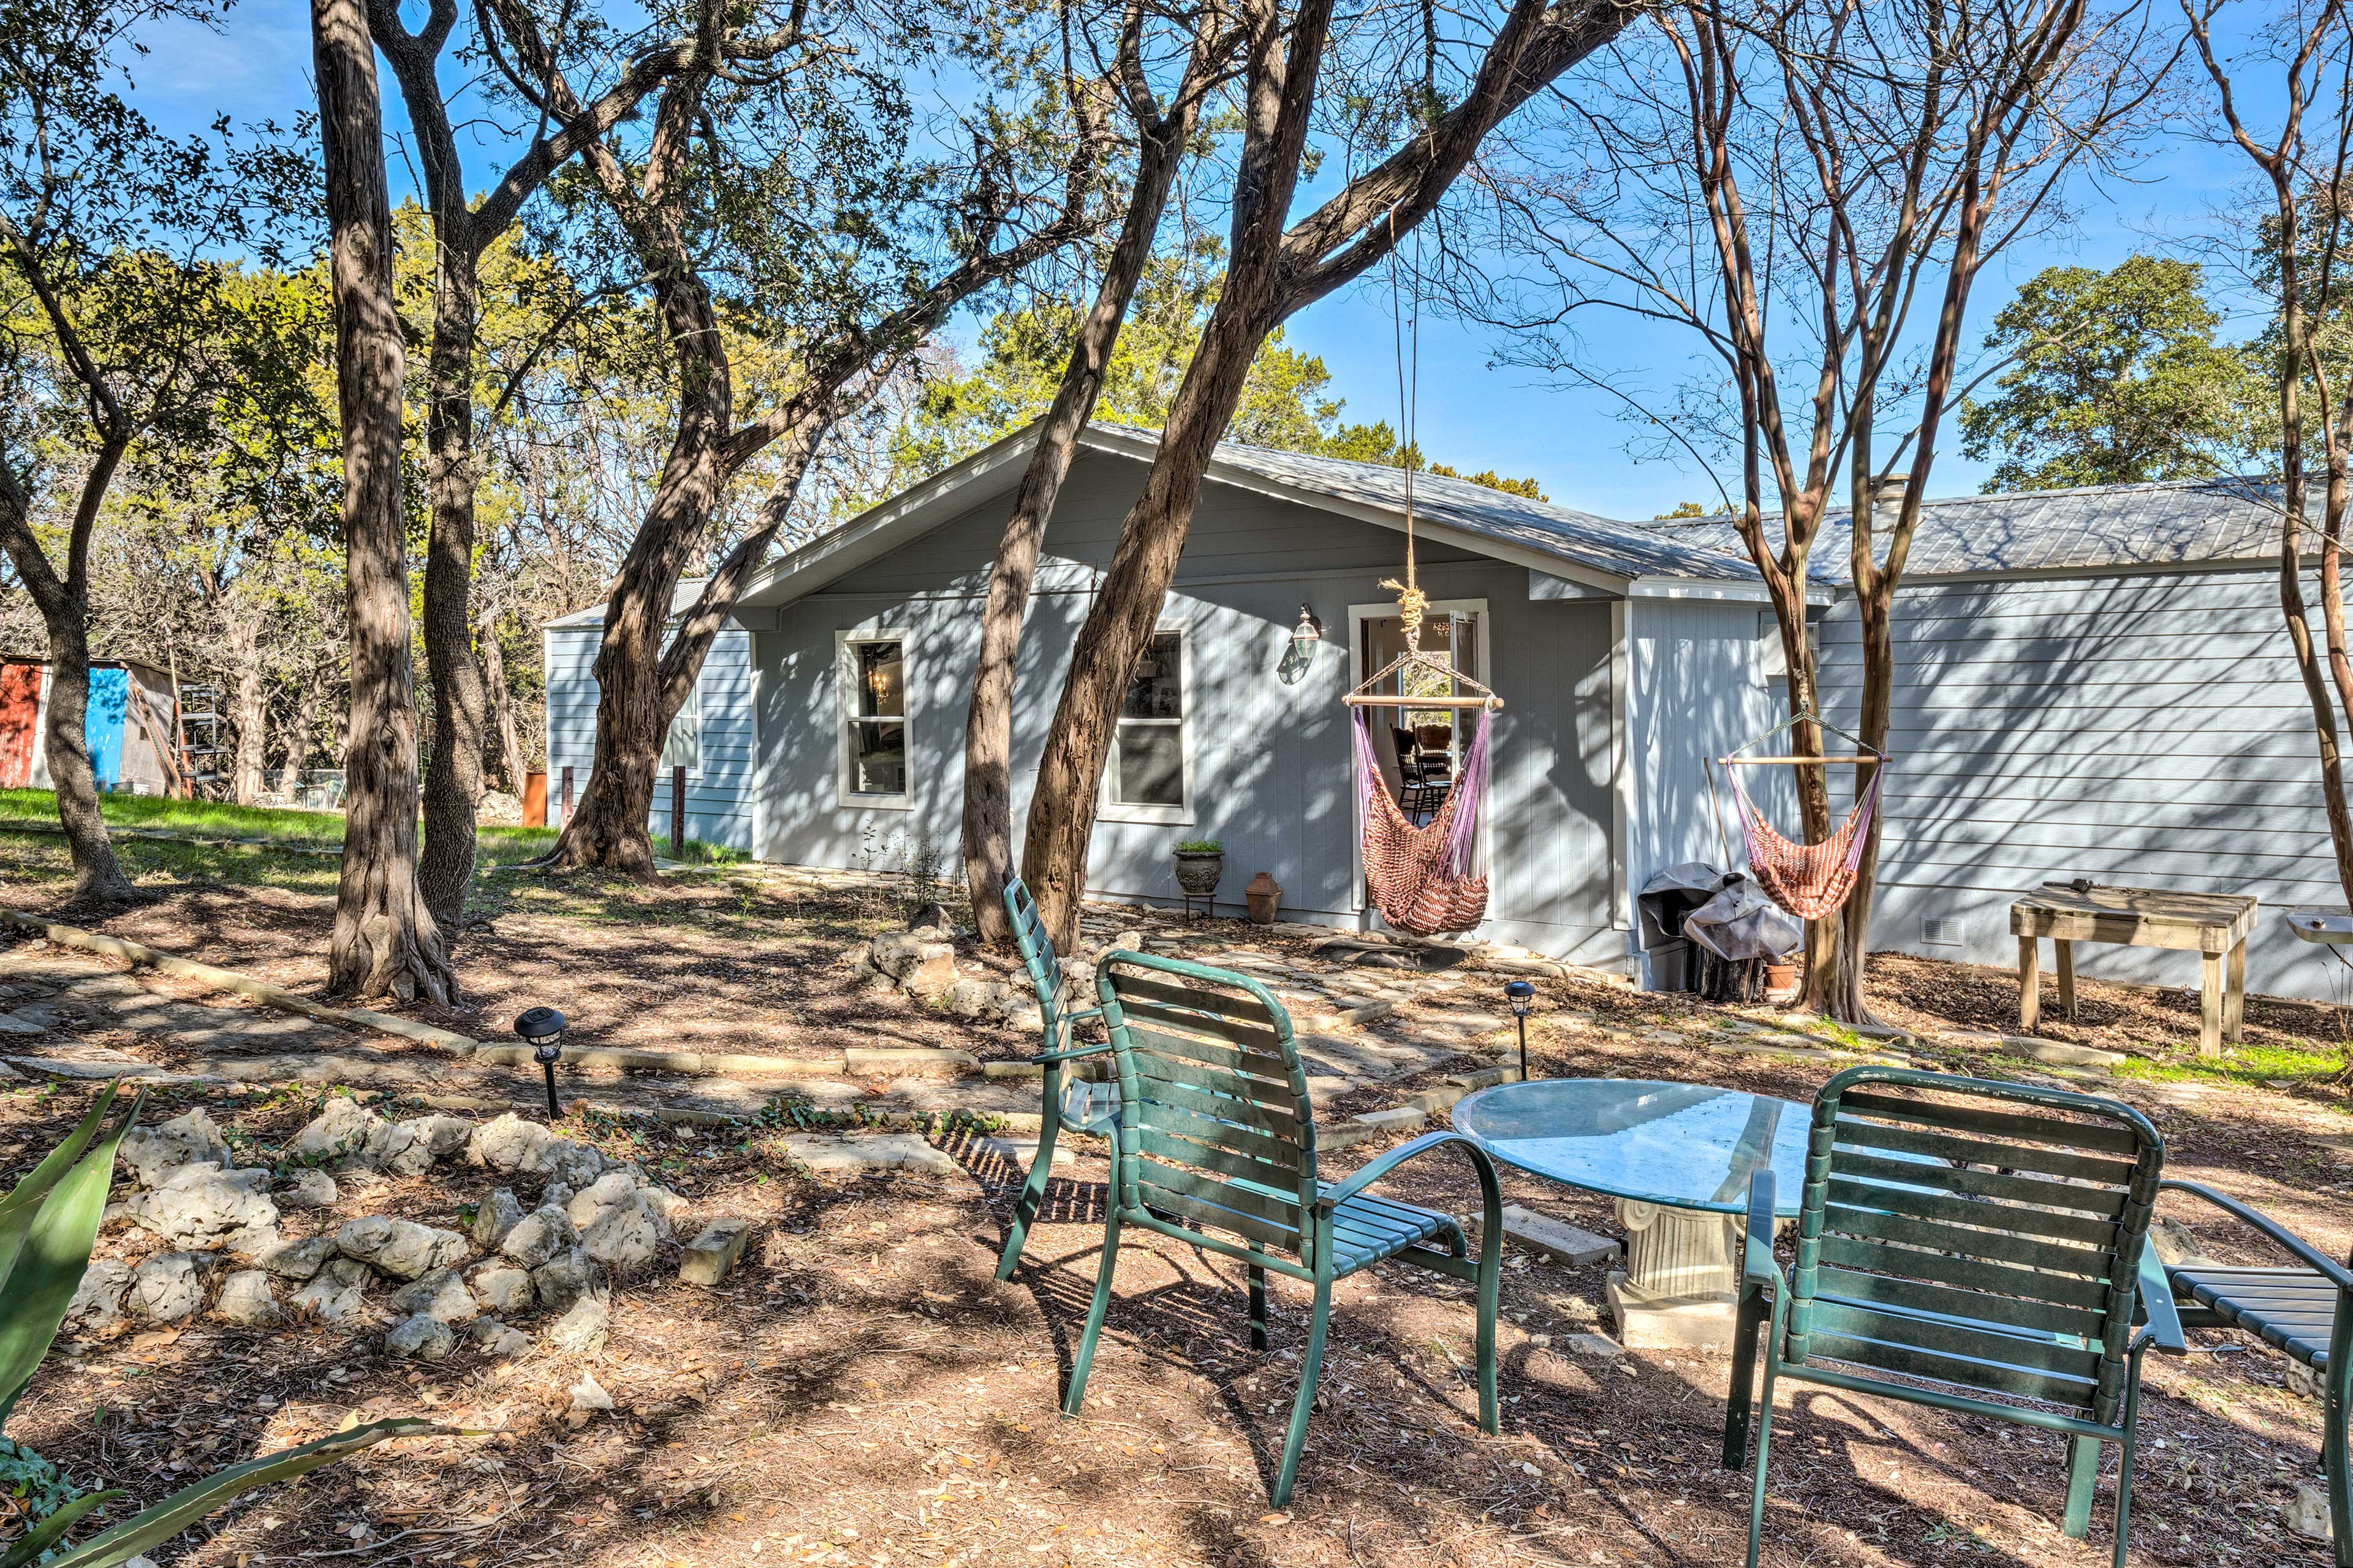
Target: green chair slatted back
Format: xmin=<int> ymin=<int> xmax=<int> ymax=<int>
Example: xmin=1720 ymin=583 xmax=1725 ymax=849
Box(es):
xmin=1100 ymin=957 xmax=1320 ymax=1271
xmin=1791 ymin=1069 xmax=2164 ymax=1423
xmin=1051 ymin=949 xmax=1506 ymax=1508
xmin=1005 ymin=878 xmax=1075 ymax=1049
xmin=1730 ymin=1064 xmax=2177 ymax=1568
xmin=990 ymin=877 xmax=1116 ymax=1282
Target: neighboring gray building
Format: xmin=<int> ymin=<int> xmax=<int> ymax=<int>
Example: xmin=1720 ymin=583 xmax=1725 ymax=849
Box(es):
xmin=544 ymin=422 xmax=1793 ymax=972
xmin=1654 ymin=477 xmax=2353 ymax=1005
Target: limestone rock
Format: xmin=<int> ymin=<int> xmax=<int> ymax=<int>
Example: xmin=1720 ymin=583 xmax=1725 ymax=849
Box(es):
xmin=547 ymin=1293 xmax=610 ymax=1354
xmin=254 ymin=1235 xmax=338 ymax=1281
xmin=637 ymin=1183 xmax=689 ymax=1229
xmin=870 ymin=932 xmax=951 ymax=981
xmin=2150 ymin=1214 xmax=2214 ymax=1268
xmin=64 ymin=1258 xmax=133 ymax=1331
xmin=386 ymin=1313 xmax=456 ymax=1360
xmin=678 ymin=1219 xmax=751 ymax=1287
xmin=567 ymin=1371 xmax=614 ymax=1415
xmin=2289 ymin=1483 xmax=2335 ymax=1543
xmin=336 ymin=1216 xmax=471 ymax=1281
xmin=579 ymin=1193 xmax=668 ymax=1270
xmin=289 ymin=1270 xmax=365 ymax=1325
xmin=278 ymin=1168 xmax=338 ymax=1210
xmin=902 ymin=953 xmax=960 ymax=1004
xmin=127 ymin=1163 xmax=279 ymax=1254
xmin=466 ymin=1318 xmax=532 ymax=1358
xmin=284 ymin=1097 xmax=409 ymax=1173
xmin=469 ymin=1113 xmax=607 ymax=1187
xmin=387 ymin=1267 xmax=479 ymax=1325
xmin=385 ymin=1115 xmax=474 ymax=1177
xmin=214 ymin=1270 xmax=281 ymax=1327
xmin=563 ymin=1172 xmax=641 ymax=1229
xmin=501 ymin=1206 xmax=578 ymax=1270
xmin=127 ymin=1251 xmax=211 ymax=1322
xmin=466 ymin=1262 xmax=534 ymax=1317
xmin=944 ymin=977 xmax=998 ymax=1019
xmin=531 ymin=1248 xmax=596 ymax=1313
xmin=118 ymin=1108 xmax=230 ymax=1189
xmin=322 ymin=1256 xmax=373 ymax=1289
xmin=471 ymin=1187 xmax=525 ymax=1249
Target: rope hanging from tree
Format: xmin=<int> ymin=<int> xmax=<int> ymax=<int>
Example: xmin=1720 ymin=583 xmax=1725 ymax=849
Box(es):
xmin=1338 ymin=211 xmax=1500 ymax=936
xmin=1705 ymin=711 xmax=1892 ymax=920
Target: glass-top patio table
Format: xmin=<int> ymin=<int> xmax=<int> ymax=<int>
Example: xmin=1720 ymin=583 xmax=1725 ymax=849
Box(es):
xmin=1451 ymin=1078 xmax=1808 ymax=1349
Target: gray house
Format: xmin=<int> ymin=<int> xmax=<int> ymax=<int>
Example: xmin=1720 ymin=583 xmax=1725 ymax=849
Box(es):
xmin=543 ymin=422 xmax=1795 ymax=971
xmin=1656 ymin=477 xmax=2352 ymax=1004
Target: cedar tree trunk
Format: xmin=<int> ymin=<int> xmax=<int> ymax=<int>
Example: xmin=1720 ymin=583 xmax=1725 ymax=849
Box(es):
xmin=313 ymin=0 xmax=452 ymax=1003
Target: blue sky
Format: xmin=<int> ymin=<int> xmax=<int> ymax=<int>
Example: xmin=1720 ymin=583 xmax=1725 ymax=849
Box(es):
xmin=127 ymin=4 xmax=2265 ymax=521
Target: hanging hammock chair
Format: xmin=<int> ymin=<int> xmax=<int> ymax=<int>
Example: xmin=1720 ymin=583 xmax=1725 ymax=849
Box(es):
xmin=1352 ymin=705 xmax=1494 ymax=936
xmin=1337 ymin=218 xmax=1506 ymax=939
xmin=1707 ymin=713 xmax=1890 ymax=921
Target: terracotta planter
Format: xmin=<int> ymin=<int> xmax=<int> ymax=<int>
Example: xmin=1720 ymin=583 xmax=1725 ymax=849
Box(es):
xmin=1173 ymin=850 xmax=1224 ymax=898
xmin=1764 ymin=961 xmax=1800 ymax=998
xmin=1245 ymin=871 xmax=1282 ymax=924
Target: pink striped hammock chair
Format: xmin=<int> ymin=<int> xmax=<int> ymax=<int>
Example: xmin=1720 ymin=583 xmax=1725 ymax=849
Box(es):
xmin=1709 ymin=712 xmax=1890 ymax=921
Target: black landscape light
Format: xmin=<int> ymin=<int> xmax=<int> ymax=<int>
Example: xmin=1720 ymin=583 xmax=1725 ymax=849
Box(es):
xmin=514 ymin=1006 xmax=567 ymax=1119
xmin=1504 ymin=980 xmax=1536 ymax=1081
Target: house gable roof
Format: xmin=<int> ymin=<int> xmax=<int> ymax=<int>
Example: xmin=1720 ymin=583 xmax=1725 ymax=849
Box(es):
xmin=710 ymin=419 xmax=1762 ymax=615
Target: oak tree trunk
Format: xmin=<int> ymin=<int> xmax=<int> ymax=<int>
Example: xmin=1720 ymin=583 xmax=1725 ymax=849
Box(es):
xmin=962 ymin=128 xmax=1190 ymax=947
xmin=230 ymin=627 xmax=266 ymax=806
xmin=0 ymin=442 xmax=138 ymax=903
xmin=313 ymin=0 xmax=452 ymax=1004
xmin=418 ymin=239 xmax=488 ymax=933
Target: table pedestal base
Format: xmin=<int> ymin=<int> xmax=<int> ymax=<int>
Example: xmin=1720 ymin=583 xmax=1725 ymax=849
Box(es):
xmin=1607 ymin=1198 xmax=1743 ymax=1350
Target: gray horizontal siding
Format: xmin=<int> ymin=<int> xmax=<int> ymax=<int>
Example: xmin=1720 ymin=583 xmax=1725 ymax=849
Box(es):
xmin=1817 ymin=564 xmax=2351 ymax=1000
xmin=539 ymin=622 xmax=756 ymax=852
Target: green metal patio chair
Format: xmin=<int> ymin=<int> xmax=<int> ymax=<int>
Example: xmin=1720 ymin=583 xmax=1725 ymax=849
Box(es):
xmin=2159 ymin=1180 xmax=2353 ymax=1564
xmin=1050 ymin=949 xmax=1504 ymax=1507
xmin=1724 ymin=1065 xmax=2181 ymax=1568
xmin=992 ymin=877 xmax=1120 ymax=1280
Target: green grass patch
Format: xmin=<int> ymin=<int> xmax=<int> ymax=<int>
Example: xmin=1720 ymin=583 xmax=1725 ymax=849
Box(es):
xmin=2105 ymin=1039 xmax=2351 ymax=1088
xmin=661 ymin=835 xmax=751 ymax=865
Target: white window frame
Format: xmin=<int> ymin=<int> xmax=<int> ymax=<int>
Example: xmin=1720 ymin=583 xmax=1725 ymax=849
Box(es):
xmin=836 ymin=629 xmax=914 ymax=810
xmin=1099 ymin=621 xmax=1194 ymax=825
xmin=659 ymin=673 xmax=702 ymax=779
xmin=1345 ymin=597 xmax=1493 ymax=917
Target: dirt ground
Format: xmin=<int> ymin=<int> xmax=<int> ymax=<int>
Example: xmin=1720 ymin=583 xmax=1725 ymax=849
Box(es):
xmin=2 ymin=830 xmax=2352 ymax=1564
xmin=6 ymin=1012 xmax=2347 ymax=1568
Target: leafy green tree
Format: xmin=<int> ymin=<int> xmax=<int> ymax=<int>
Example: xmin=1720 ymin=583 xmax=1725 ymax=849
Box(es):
xmin=1960 ymin=256 xmax=2262 ymax=493
xmin=899 ymin=241 xmax=1544 ymax=496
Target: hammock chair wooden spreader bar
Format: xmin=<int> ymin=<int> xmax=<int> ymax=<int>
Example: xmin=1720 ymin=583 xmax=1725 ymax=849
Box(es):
xmin=1343 ymin=648 xmax=1505 ymax=710
xmin=1705 ymin=711 xmax=1892 ymax=922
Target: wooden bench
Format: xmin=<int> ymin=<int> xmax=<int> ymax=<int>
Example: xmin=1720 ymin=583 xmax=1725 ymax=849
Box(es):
xmin=2010 ymin=882 xmax=2257 ymax=1057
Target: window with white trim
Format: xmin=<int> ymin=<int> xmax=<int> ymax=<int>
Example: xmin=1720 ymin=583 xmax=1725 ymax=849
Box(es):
xmin=839 ymin=634 xmax=911 ymax=803
xmin=1107 ymin=629 xmax=1189 ymax=816
xmin=659 ymin=678 xmax=700 ymax=775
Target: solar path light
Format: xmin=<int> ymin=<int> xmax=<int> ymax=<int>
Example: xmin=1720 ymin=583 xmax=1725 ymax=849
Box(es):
xmin=1504 ymin=979 xmax=1535 ymax=1081
xmin=513 ymin=1006 xmax=567 ymax=1119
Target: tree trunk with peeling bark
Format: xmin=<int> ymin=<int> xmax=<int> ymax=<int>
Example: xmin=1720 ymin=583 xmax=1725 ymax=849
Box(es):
xmin=417 ymin=237 xmax=488 ymax=933
xmin=961 ymin=69 xmax=1209 ymax=948
xmin=314 ymin=0 xmax=451 ymax=1004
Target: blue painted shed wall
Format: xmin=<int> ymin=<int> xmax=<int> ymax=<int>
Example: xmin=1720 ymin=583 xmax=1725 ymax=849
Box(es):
xmin=1814 ymin=566 xmax=2352 ymax=1002
xmin=542 ymin=622 xmax=758 ymax=853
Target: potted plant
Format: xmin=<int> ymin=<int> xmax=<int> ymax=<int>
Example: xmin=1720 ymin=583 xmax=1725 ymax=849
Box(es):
xmin=1173 ymin=838 xmax=1224 ymax=897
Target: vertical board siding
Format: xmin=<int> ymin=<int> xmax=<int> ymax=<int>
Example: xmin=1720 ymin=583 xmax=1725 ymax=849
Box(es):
xmin=1621 ymin=597 xmax=1799 ymax=976
xmin=729 ymin=463 xmax=1624 ymax=963
xmin=1816 ymin=567 xmax=2351 ymax=1001
xmin=540 ymin=622 xmax=757 ymax=852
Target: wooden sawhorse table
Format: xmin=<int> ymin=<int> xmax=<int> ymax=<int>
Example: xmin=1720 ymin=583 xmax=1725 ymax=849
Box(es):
xmin=2010 ymin=882 xmax=2258 ymax=1058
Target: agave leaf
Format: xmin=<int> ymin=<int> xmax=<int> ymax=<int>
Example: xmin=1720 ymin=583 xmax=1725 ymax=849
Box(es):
xmin=35 ymin=1418 xmax=450 ymax=1568
xmin=0 ymin=1092 xmax=143 ymax=1426
xmin=0 ymin=1082 xmax=121 ymax=1217
xmin=0 ymin=1084 xmax=131 ymax=1305
xmin=0 ymin=1487 xmax=124 ymax=1568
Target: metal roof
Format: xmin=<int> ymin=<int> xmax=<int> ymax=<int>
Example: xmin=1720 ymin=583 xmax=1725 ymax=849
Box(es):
xmin=1647 ymin=475 xmax=2289 ymax=585
xmin=1174 ymin=433 xmax=1762 ymax=583
xmin=545 ymin=578 xmax=710 ymax=630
